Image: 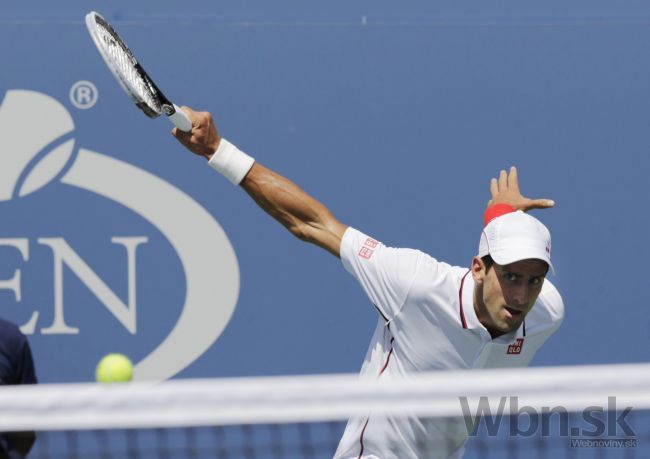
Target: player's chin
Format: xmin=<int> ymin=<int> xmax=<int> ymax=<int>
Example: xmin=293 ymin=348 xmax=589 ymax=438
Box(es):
xmin=495 ymin=321 xmax=519 ymax=334
xmin=499 ymin=309 xmax=524 ymax=331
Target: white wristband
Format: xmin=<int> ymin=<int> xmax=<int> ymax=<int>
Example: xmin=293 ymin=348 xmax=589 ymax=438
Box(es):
xmin=208 ymin=139 xmax=256 ymax=185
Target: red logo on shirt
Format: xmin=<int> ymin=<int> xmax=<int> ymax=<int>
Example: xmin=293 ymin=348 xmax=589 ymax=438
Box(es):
xmin=364 ymin=238 xmax=379 ymax=248
xmin=358 ymin=237 xmax=379 ymax=259
xmin=358 ymin=247 xmax=374 ymax=259
xmin=507 ymin=338 xmax=524 ymax=355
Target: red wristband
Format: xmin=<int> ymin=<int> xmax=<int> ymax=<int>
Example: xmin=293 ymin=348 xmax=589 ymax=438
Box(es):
xmin=484 ymin=204 xmax=516 ymax=226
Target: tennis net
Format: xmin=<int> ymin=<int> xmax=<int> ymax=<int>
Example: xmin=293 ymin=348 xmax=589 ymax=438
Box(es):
xmin=2 ymin=363 xmax=649 ymax=458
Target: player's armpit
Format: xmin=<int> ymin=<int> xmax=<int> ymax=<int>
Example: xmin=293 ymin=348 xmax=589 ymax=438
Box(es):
xmin=241 ymin=163 xmax=348 ymax=258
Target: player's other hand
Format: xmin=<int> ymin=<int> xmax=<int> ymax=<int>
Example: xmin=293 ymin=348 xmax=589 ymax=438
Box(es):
xmin=488 ymin=167 xmax=555 ymax=212
xmin=171 ymin=107 xmax=221 ymax=160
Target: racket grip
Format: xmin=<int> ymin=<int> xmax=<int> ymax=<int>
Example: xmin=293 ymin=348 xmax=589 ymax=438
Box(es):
xmin=168 ymin=104 xmax=192 ymax=132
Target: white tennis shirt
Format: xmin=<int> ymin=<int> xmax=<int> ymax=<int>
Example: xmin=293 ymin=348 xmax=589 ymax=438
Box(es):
xmin=334 ymin=228 xmax=564 ymax=459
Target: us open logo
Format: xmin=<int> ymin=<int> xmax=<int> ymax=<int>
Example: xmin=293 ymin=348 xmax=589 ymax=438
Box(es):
xmin=0 ymin=90 xmax=239 ymax=382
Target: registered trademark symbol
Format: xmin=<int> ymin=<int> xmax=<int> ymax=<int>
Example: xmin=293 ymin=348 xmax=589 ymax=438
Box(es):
xmin=69 ymin=80 xmax=98 ymax=109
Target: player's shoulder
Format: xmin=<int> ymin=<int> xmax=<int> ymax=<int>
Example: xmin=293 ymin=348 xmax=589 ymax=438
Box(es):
xmin=0 ymin=318 xmax=23 ymax=336
xmin=341 ymin=226 xmax=459 ymax=280
xmin=405 ymin=252 xmax=465 ymax=297
xmin=342 ymin=227 xmax=428 ymax=265
xmin=0 ymin=319 xmax=27 ymax=348
xmin=530 ymin=279 xmax=565 ymax=326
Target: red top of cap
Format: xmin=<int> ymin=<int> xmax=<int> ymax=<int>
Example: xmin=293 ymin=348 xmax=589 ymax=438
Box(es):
xmin=484 ymin=204 xmax=516 ymax=226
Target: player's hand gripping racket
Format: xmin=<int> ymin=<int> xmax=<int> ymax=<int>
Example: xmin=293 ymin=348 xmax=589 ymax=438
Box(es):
xmin=85 ymin=11 xmax=192 ymax=132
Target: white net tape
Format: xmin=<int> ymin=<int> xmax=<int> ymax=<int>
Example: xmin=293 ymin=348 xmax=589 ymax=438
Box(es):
xmin=1 ymin=363 xmax=649 ymax=432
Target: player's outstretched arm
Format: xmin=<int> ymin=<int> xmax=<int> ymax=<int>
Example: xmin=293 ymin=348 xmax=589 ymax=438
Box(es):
xmin=487 ymin=166 xmax=555 ymax=212
xmin=172 ymin=107 xmax=347 ymax=258
xmin=241 ymin=164 xmax=347 ymax=257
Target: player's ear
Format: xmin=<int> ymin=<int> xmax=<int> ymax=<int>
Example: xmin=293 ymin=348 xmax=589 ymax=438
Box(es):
xmin=471 ymin=257 xmax=486 ymax=284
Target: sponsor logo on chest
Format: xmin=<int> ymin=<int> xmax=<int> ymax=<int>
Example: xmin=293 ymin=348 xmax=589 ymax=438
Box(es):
xmin=507 ymin=338 xmax=524 ymax=355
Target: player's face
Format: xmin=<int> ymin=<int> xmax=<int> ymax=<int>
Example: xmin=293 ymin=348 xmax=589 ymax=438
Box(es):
xmin=472 ymin=258 xmax=548 ymax=338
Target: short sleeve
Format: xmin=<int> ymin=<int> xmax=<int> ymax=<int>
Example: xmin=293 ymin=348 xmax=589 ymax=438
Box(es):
xmin=340 ymin=227 xmax=423 ymax=321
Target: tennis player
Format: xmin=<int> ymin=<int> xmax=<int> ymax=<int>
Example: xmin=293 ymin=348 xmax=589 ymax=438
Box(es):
xmin=173 ymin=108 xmax=564 ymax=459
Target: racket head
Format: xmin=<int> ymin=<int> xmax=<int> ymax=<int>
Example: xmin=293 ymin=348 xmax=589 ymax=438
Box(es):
xmin=85 ymin=11 xmax=174 ymax=119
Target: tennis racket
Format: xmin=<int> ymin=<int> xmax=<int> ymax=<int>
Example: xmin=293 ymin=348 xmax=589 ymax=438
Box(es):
xmin=85 ymin=11 xmax=192 ymax=132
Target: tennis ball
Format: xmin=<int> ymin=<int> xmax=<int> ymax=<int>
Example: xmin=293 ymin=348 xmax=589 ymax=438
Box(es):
xmin=95 ymin=353 xmax=133 ymax=383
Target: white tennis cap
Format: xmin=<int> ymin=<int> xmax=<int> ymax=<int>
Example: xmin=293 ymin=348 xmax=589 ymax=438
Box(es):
xmin=478 ymin=211 xmax=554 ymax=272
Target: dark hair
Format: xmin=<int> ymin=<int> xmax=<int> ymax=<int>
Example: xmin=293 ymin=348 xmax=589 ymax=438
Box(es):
xmin=481 ymin=254 xmax=494 ymax=271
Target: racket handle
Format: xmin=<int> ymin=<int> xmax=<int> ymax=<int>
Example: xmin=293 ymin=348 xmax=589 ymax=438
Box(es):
xmin=168 ymin=104 xmax=192 ymax=132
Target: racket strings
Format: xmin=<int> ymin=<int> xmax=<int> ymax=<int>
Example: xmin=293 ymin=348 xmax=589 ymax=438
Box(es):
xmin=91 ymin=16 xmax=162 ymax=115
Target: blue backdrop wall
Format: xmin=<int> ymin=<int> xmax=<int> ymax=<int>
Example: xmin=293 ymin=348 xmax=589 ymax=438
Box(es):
xmin=1 ymin=0 xmax=649 ymax=383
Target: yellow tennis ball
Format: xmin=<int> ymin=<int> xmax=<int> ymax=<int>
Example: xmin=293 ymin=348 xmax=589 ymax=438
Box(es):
xmin=95 ymin=353 xmax=133 ymax=383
